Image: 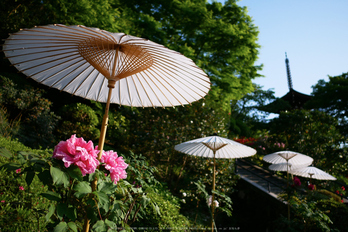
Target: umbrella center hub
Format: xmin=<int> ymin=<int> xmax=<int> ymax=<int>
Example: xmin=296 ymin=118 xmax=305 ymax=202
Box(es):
xmin=78 ymin=38 xmax=154 ymax=81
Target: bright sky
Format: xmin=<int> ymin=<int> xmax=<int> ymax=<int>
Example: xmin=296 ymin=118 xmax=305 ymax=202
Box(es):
xmin=217 ymin=0 xmax=348 ymax=98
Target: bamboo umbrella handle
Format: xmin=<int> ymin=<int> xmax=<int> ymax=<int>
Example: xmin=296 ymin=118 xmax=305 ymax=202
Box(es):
xmin=83 ymin=82 xmax=114 ymax=232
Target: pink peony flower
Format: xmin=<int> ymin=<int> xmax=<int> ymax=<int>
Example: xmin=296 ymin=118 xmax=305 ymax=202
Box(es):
xmin=15 ymin=169 xmax=21 ymax=173
xmin=19 ymin=186 xmax=24 ymax=191
xmin=53 ymin=135 xmax=99 ymax=176
xmin=1 ymin=200 xmax=5 ymax=203
xmin=101 ymin=150 xmax=128 ymax=184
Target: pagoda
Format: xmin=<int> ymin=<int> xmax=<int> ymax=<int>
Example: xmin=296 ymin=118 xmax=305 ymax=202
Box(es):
xmin=259 ymin=53 xmax=312 ymax=113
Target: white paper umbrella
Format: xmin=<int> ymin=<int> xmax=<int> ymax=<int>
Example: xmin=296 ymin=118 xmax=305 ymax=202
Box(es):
xmin=3 ymin=24 xmax=210 ymax=107
xmin=175 ymin=135 xmax=256 ymax=231
xmin=3 ymin=24 xmax=211 ymax=160
xmin=263 ymin=151 xmax=313 ymax=166
xmin=268 ymin=162 xmax=312 ymax=172
xmin=3 ymin=24 xmax=211 ymax=232
xmin=289 ymin=166 xmax=336 ymax=181
xmin=174 ymin=135 xmax=257 ymax=159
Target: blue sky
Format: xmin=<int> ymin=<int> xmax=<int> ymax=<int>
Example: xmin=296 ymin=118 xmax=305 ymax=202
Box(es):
xmin=216 ymin=0 xmax=348 ymax=97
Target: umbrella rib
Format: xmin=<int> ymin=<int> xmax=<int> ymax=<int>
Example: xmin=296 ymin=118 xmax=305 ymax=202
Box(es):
xmin=96 ymin=77 xmax=108 ymax=102
xmin=37 ymin=25 xmax=109 ymax=41
xmin=4 ymin=47 xmax=77 ymax=59
xmin=75 ymin=68 xmax=102 ymax=97
xmin=146 ymin=66 xmax=185 ymax=106
xmin=36 ymin=57 xmax=87 ymax=86
xmin=133 ymin=72 xmax=155 ymax=108
xmin=58 ymin=61 xmax=94 ymax=92
xmin=151 ymin=62 xmax=200 ymax=103
xmin=141 ymin=69 xmax=172 ymax=107
xmin=17 ymin=53 xmax=81 ymax=74
xmin=9 ymin=50 xmax=78 ymax=66
xmin=74 ymin=25 xmax=118 ymax=44
xmin=2 ymin=44 xmax=77 ymax=52
xmin=125 ymin=74 xmax=133 ymax=107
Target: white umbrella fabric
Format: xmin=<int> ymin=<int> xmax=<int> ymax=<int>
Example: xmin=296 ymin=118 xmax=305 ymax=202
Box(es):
xmin=268 ymin=162 xmax=311 ymax=172
xmin=175 ymin=135 xmax=256 ymax=232
xmin=289 ymin=166 xmax=336 ymax=181
xmin=174 ymin=135 xmax=257 ymax=159
xmin=263 ymin=151 xmax=313 ymax=166
xmin=3 ymin=24 xmax=211 ymax=232
xmin=3 ymin=24 xmax=211 ymax=163
xmin=3 ymin=24 xmax=210 ymax=108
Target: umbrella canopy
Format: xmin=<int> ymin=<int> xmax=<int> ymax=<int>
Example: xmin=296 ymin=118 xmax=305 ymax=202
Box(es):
xmin=268 ymin=162 xmax=312 ymax=172
xmin=263 ymin=151 xmax=313 ymax=166
xmin=174 ymin=135 xmax=257 ymax=159
xmin=3 ymin=24 xmax=210 ymax=108
xmin=289 ymin=166 xmax=336 ymax=180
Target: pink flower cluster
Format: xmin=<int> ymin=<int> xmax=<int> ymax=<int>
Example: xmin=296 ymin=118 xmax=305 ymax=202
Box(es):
xmin=101 ymin=150 xmax=128 ymax=184
xmin=53 ymin=135 xmax=128 ymax=184
xmin=293 ymin=176 xmax=301 ymax=186
xmin=53 ymin=135 xmax=100 ymax=176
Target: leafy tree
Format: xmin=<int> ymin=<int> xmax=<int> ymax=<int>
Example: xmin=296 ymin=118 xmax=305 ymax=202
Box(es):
xmin=56 ymin=103 xmax=100 ymax=141
xmin=0 ymin=75 xmax=60 ymax=148
xmin=306 ymin=72 xmax=348 ymax=138
xmin=228 ymin=84 xmax=275 ymax=138
xmin=268 ymin=110 xmax=347 ymax=175
xmin=111 ymin=0 xmax=262 ymax=110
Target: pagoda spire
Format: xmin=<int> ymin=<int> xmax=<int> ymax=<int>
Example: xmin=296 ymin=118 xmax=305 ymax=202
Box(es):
xmin=285 ymin=52 xmax=293 ymax=90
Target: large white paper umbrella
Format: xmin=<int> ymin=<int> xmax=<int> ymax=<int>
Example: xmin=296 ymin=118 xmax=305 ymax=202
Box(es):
xmin=175 ymin=135 xmax=256 ymax=231
xmin=3 ymin=24 xmax=211 ymax=231
xmin=290 ymin=166 xmax=336 ymax=181
xmin=3 ymin=24 xmax=210 ymax=161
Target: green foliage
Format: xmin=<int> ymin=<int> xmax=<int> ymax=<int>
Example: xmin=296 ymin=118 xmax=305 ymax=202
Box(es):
xmin=111 ymin=0 xmax=261 ymax=109
xmin=107 ymin=100 xmax=229 ymax=186
xmin=133 ymin=185 xmax=191 ymax=231
xmin=0 ymin=106 xmax=20 ymax=138
xmin=0 ymin=136 xmax=197 ymax=231
xmin=56 ymin=103 xmax=100 ymax=141
xmin=306 ymin=72 xmax=348 ymax=138
xmin=0 ymin=75 xmax=60 ymax=148
xmin=265 ymin=110 xmax=347 ymax=175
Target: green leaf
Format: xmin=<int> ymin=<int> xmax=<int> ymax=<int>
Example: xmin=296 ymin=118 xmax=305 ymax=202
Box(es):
xmin=98 ymin=181 xmax=117 ymax=194
xmin=16 ymin=153 xmax=26 ymax=164
xmin=68 ymin=222 xmax=78 ymax=232
xmin=1 ymin=163 xmax=21 ymax=171
xmin=141 ymin=195 xmax=150 ymax=208
xmin=50 ymin=166 xmax=70 ymax=187
xmin=66 ymin=207 xmax=77 ymax=221
xmin=92 ymin=220 xmax=107 ymax=232
xmin=105 ymin=219 xmax=116 ymax=229
xmin=73 ymin=181 xmax=92 ymax=198
xmin=53 ymin=221 xmax=68 ymax=232
xmin=94 ymin=191 xmax=109 ymax=212
xmin=25 ymin=171 xmax=35 ymax=186
xmin=57 ymin=203 xmax=68 ymax=220
xmin=45 ymin=204 xmax=56 ymax=222
xmin=66 ymin=165 xmax=83 ymax=181
xmin=0 ymin=147 xmax=12 ymax=158
xmin=41 ymin=191 xmax=61 ymax=201
xmin=38 ymin=170 xmax=52 ymax=186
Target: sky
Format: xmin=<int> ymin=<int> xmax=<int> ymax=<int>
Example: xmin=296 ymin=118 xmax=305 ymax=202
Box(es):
xmin=216 ymin=0 xmax=348 ymax=98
